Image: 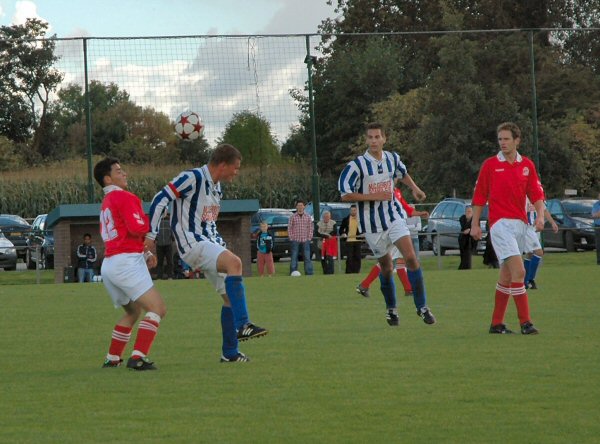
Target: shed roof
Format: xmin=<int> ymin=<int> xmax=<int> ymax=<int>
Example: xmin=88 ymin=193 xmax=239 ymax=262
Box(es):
xmin=46 ymin=199 xmax=260 ymax=229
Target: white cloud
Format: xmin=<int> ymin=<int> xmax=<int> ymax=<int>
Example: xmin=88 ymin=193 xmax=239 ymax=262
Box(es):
xmin=13 ymin=1 xmax=40 ymax=23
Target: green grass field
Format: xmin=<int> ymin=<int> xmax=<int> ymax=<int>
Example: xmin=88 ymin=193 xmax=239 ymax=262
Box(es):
xmin=1 ymin=253 xmax=599 ymax=443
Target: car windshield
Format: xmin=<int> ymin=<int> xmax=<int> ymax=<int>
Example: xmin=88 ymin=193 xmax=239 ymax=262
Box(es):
xmin=256 ymin=211 xmax=291 ymax=225
xmin=563 ymin=201 xmax=593 ymax=217
xmin=0 ymin=215 xmax=30 ymax=226
xmin=329 ymin=208 xmax=349 ymax=222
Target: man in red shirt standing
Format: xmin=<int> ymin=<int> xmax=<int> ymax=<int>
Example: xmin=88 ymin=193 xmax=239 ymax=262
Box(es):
xmin=94 ymin=157 xmax=167 ymax=370
xmin=470 ymin=122 xmax=545 ymax=335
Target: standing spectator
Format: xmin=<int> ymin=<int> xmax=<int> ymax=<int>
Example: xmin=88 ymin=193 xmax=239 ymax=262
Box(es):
xmin=255 ymin=222 xmax=275 ymax=277
xmin=339 ymin=122 xmax=436 ymax=326
xmin=76 ymin=233 xmax=97 ymax=283
xmin=93 ymin=157 xmax=167 ymax=371
xmin=458 ymin=206 xmax=475 ymax=270
xmin=288 ymin=199 xmax=314 ymax=276
xmin=339 ymin=204 xmax=364 ymax=274
xmin=482 ymin=221 xmax=499 ymax=268
xmin=470 ymin=122 xmax=545 ymax=335
xmin=146 ymin=144 xmax=268 ymax=363
xmin=155 ymin=211 xmax=173 ymax=280
xmin=317 ymin=211 xmax=337 ymax=275
xmin=592 ymin=192 xmax=600 ymax=265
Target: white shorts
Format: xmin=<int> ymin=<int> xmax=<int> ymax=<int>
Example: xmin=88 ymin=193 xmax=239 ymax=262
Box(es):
xmin=364 ymin=220 xmax=411 ymax=259
xmin=182 ymin=241 xmax=227 ymax=294
xmin=489 ymin=219 xmax=528 ymax=264
xmin=101 ymin=253 xmax=154 ymax=308
xmin=523 ymin=225 xmax=542 ymax=253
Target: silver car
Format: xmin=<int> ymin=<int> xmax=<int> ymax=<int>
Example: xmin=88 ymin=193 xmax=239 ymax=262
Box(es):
xmin=0 ymin=230 xmax=18 ymax=271
xmin=424 ymin=198 xmax=488 ymax=255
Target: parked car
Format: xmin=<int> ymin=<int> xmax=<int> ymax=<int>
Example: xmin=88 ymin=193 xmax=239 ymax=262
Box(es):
xmin=423 ymin=198 xmax=488 ymax=255
xmin=250 ymin=208 xmax=294 ymax=262
xmin=305 ymin=202 xmax=352 ymax=228
xmin=26 ymin=214 xmax=55 ymax=269
xmin=0 ymin=230 xmax=18 ymax=271
xmin=543 ymin=198 xmax=595 ymax=252
xmin=0 ymin=214 xmax=32 ymax=260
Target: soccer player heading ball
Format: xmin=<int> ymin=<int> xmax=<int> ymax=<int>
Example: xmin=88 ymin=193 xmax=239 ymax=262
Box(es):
xmin=146 ymin=143 xmax=268 ymax=362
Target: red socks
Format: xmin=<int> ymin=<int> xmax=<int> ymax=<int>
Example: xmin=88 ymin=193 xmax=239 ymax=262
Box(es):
xmin=360 ymin=263 xmax=381 ymax=289
xmin=396 ymin=266 xmax=412 ymax=293
xmin=491 ymin=282 xmax=531 ymax=326
xmin=131 ymin=316 xmax=161 ymax=358
xmin=491 ymin=283 xmax=511 ymax=326
xmin=108 ymin=324 xmax=132 ymax=359
xmin=511 ymin=283 xmax=531 ymax=325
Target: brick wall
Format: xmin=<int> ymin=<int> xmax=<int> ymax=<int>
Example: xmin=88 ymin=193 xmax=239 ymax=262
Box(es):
xmin=54 ymin=214 xmax=253 ymax=282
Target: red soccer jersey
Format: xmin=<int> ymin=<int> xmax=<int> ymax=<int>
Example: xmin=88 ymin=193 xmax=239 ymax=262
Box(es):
xmin=394 ymin=188 xmax=414 ymax=217
xmin=472 ymin=152 xmax=544 ymax=228
xmin=100 ymin=186 xmax=150 ymax=257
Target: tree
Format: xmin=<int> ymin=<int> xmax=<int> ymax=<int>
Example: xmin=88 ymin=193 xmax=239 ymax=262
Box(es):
xmin=218 ymin=111 xmax=281 ymax=166
xmin=0 ymin=18 xmax=63 ymax=156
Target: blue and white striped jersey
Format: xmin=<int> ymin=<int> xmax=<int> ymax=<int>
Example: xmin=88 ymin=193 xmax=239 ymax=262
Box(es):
xmin=338 ymin=150 xmax=408 ymax=233
xmin=148 ymin=165 xmax=225 ymax=256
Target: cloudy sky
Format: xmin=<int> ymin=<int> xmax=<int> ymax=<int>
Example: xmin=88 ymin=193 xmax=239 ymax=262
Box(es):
xmin=0 ymin=0 xmax=339 ymax=145
xmin=0 ymin=0 xmax=337 ymax=37
xmin=0 ymin=0 xmax=340 ymax=146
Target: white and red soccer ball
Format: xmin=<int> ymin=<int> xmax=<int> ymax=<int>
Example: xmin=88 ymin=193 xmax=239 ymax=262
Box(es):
xmin=174 ymin=111 xmax=204 ymax=141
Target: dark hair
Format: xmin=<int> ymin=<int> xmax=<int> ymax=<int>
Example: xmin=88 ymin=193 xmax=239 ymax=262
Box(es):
xmin=93 ymin=157 xmax=120 ymax=187
xmin=366 ymin=122 xmax=386 ymax=137
xmin=296 ymin=199 xmax=306 ymax=205
xmin=209 ymin=143 xmax=242 ymax=165
xmin=83 ymin=233 xmax=92 ymax=239
xmin=496 ymin=122 xmax=521 ymax=140
xmin=350 ymin=204 xmax=357 ymax=208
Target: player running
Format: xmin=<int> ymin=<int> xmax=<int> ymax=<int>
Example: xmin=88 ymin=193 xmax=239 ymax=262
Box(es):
xmin=339 ymin=122 xmax=435 ymax=326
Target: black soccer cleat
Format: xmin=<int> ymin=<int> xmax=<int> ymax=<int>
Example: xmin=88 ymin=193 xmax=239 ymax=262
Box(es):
xmin=356 ymin=285 xmax=370 ymax=298
xmin=386 ymin=309 xmax=399 ymax=326
xmin=489 ymin=324 xmax=514 ymax=334
xmin=220 ymin=352 xmax=250 ymax=363
xmin=102 ymin=358 xmax=123 ymax=368
xmin=237 ymin=323 xmax=268 ymax=342
xmin=520 ymin=321 xmax=539 ymax=335
xmin=126 ymin=356 xmax=158 ymax=371
xmin=526 ymin=279 xmax=538 ymax=290
xmin=417 ymin=307 xmax=436 ymax=325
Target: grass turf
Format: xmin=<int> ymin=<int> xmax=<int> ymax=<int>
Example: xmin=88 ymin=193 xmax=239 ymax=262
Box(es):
xmin=0 ymin=252 xmax=599 ymax=443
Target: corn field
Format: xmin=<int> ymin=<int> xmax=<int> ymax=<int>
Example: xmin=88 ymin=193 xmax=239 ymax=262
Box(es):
xmin=0 ymin=161 xmax=340 ymax=218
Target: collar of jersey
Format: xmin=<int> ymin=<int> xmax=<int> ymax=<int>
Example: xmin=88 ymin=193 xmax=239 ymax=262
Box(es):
xmin=364 ymin=149 xmax=386 ymax=163
xmin=496 ymin=151 xmax=522 ymax=163
xmin=103 ymin=185 xmax=123 ymax=194
xmin=201 ymin=164 xmax=215 ymax=185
